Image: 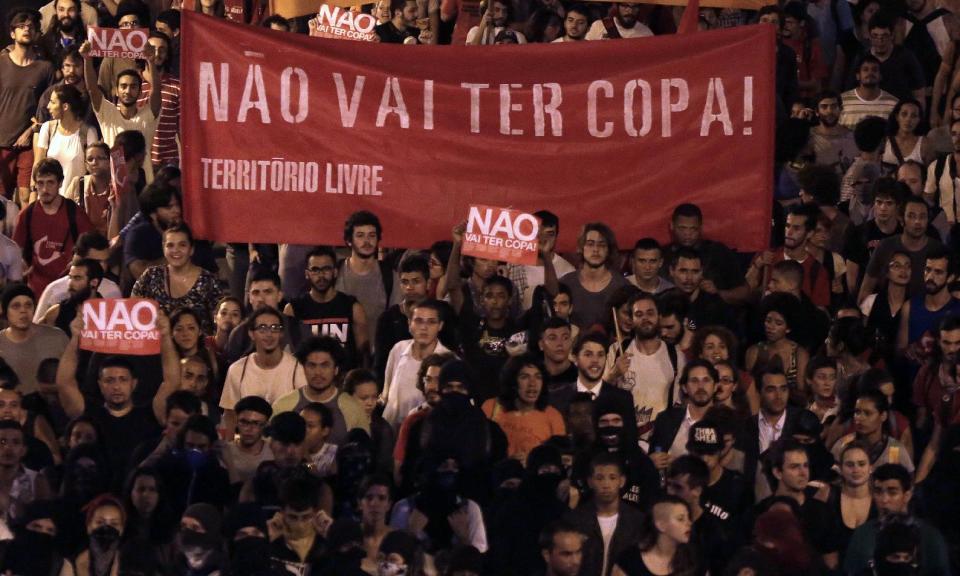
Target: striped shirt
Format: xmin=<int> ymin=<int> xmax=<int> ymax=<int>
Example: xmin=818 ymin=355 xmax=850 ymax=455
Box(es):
xmin=839 ymin=88 xmax=898 ymax=130
xmin=137 ymin=73 xmax=181 ymax=170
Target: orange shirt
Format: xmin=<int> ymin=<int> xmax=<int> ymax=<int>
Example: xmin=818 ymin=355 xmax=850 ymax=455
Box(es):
xmin=481 ymin=399 xmax=566 ymax=461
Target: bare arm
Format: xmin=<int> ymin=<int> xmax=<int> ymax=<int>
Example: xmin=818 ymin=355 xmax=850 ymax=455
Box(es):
xmin=857 ymin=273 xmax=878 ymax=306
xmin=718 ymin=283 xmax=752 ymax=306
xmin=931 ymin=42 xmax=956 ymax=127
xmin=446 ymin=222 xmax=466 ymax=314
xmin=541 ymin=246 xmax=559 ymax=297
xmin=56 ymin=314 xmax=87 ymax=419
xmin=79 ymin=41 xmax=104 ymax=113
xmin=144 ymin=44 xmax=162 ymax=119
xmin=153 ymin=314 xmax=181 ymax=424
xmin=39 ymin=304 xmax=59 ymax=327
xmin=221 ymin=409 xmax=237 ymax=440
xmin=916 ymin=422 xmax=941 ymax=483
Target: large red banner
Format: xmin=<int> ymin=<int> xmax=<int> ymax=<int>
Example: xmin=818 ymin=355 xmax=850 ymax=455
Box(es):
xmin=181 ymin=12 xmax=774 ymax=252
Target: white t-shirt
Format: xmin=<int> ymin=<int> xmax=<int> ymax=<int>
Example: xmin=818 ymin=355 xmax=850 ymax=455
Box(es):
xmin=38 ymin=121 xmax=98 ymax=197
xmin=465 ymin=25 xmax=528 ymax=44
xmin=605 ymin=338 xmax=684 ymax=437
xmin=94 ymin=100 xmax=157 ymax=183
xmin=382 ymin=339 xmax=452 ymax=428
xmin=0 ymin=234 xmax=23 ymax=284
xmin=507 ymin=254 xmax=576 ymax=312
xmin=598 ymin=513 xmax=619 ymax=576
xmin=33 ymin=275 xmax=122 ymax=322
xmin=219 ymin=352 xmax=307 ymax=409
xmin=585 ymin=18 xmax=654 ymax=40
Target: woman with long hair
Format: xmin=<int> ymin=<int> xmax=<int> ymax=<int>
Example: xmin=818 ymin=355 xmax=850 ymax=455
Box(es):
xmin=122 ymin=467 xmax=177 ymax=548
xmin=746 ymin=295 xmax=808 ymax=398
xmin=882 ymin=98 xmax=933 ymax=172
xmin=821 ymin=441 xmax=874 ymax=561
xmin=612 ymin=495 xmax=697 ymax=576
xmin=713 ymin=360 xmax=753 ymax=421
xmin=690 ymin=325 xmax=759 ymax=413
xmin=482 ymin=354 xmax=565 ymax=463
xmin=34 ymin=84 xmax=97 ymax=199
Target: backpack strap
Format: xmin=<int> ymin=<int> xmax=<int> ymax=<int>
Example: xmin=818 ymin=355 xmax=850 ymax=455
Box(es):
xmin=666 ymin=342 xmax=678 ymax=406
xmin=379 ymin=259 xmax=394 ymax=304
xmin=602 ymin=17 xmax=621 ymax=39
xmin=64 ymin=199 xmax=79 ymax=244
xmin=22 ymin=203 xmax=36 ymax=264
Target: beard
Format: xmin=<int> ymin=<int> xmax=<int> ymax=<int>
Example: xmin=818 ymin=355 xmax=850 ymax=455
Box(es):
xmin=68 ymin=287 xmax=92 ymax=303
xmin=634 ymin=322 xmax=658 ymax=340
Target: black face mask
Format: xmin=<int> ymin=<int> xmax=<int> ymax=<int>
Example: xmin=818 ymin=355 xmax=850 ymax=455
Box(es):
xmin=875 ymin=559 xmax=919 ymax=576
xmin=597 ymin=425 xmax=623 ymax=448
xmin=529 ymin=472 xmax=563 ymax=498
xmin=90 ymin=525 xmax=121 ymax=548
xmin=8 ymin=530 xmax=56 ymax=576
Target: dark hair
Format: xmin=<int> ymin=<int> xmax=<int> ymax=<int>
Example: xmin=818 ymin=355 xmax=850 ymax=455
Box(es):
xmin=680 ymin=359 xmax=718 ymax=387
xmin=75 ymin=232 xmax=109 ymax=257
xmin=770 ymin=437 xmax=808 ymax=471
xmin=165 ymin=390 xmax=202 ymax=417
xmin=294 ymin=335 xmax=345 ymax=367
xmin=867 ymin=10 xmax=894 ymax=31
xmin=534 ymin=210 xmax=559 ymax=232
xmin=162 ymin=222 xmax=194 ymax=247
xmin=901 ymin=194 xmax=930 ymax=219
xmin=574 ymin=331 xmax=609 ymax=355
xmin=175 ymin=414 xmax=217 ymax=449
xmin=279 ymin=476 xmax=321 ymax=511
xmin=116 ymin=68 xmax=143 ymax=89
xmin=757 ymin=4 xmax=782 ymax=19
xmin=301 ymin=401 xmax=333 ymax=428
xmin=306 ymin=246 xmax=338 ymax=266
xmin=234 ymin=395 xmax=273 ymax=418
xmin=670 ymin=246 xmax=702 ymax=269
xmin=411 ymin=298 xmax=445 ymax=320
xmin=483 ymin=274 xmax=514 ymax=296
xmin=798 ymin=164 xmax=840 ymax=206
xmin=52 ymin=84 xmax=85 ymax=117
xmin=114 ymin=130 xmax=146 ymax=161
xmin=887 ymin=98 xmax=927 ymax=137
xmin=156 ymin=9 xmax=181 ymax=31
xmin=856 ymin=388 xmax=890 ymax=414
xmin=416 ymin=352 xmax=455 ymax=393
xmin=829 ymin=316 xmax=868 ymax=357
xmin=69 ymin=257 xmax=104 ymax=287
xmin=261 ymin=14 xmax=289 ymax=29
xmin=667 ymin=455 xmax=709 ymax=490
xmin=1 ymin=284 xmax=35 ymax=318
xmin=539 ymin=521 xmax=585 ymax=552
xmin=759 ymin=292 xmax=800 ymax=334
xmin=248 ymin=268 xmax=282 ymax=289
xmin=632 ymin=237 xmax=663 ymax=256
xmin=497 ymin=354 xmax=547 ymax=412
xmin=33 ymin=158 xmax=64 ymax=183
xmin=399 ymin=254 xmax=430 ymax=279
xmin=116 ymin=0 xmax=149 ymax=24
xmin=872 ymin=463 xmax=912 ymax=491
xmin=853 ymin=116 xmax=887 ymax=152
xmin=0 ymin=362 xmax=18 ymax=388
xmin=36 ymin=357 xmax=58 ymax=385
xmin=357 ymin=473 xmax=394 ymax=504
xmin=430 ymin=241 xmax=453 ymax=272
xmin=343 ymin=368 xmax=378 ymax=395
xmin=540 ymin=316 xmax=573 ymax=337
xmin=138 ymin=182 xmax=180 ymax=217
xmin=248 ymin=305 xmax=284 ymax=331
xmin=343 ymin=210 xmax=382 ymax=245
xmin=154 ymin=165 xmax=181 ymax=188
xmin=815 ymin=89 xmax=842 ymax=109
xmin=787 ymin=203 xmax=819 ymax=233
xmin=577 ymin=222 xmax=620 ymax=269
xmin=671 ymin=204 xmax=702 ymax=226
xmin=805 ymin=354 xmax=837 ymax=383
xmin=588 ymin=452 xmax=625 ymax=476
xmin=689 ymin=325 xmax=739 ymax=362
xmin=873 ymin=177 xmax=909 ymax=205
xmin=8 ymin=10 xmax=39 ymax=33
xmin=638 ymin=496 xmax=697 ymax=575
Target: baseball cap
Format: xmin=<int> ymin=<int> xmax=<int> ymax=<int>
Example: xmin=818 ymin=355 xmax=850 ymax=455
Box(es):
xmin=687 ymin=421 xmax=723 ymax=455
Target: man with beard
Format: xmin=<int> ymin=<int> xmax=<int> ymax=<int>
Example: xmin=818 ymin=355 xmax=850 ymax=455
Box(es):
xmin=840 ymin=56 xmax=899 ymax=129
xmin=749 ymin=204 xmax=831 ymax=308
xmin=375 ymin=255 xmax=455 ymax=381
xmin=895 ymin=246 xmax=960 ymax=367
xmin=80 ymin=33 xmax=161 ymax=183
xmin=0 ymin=284 xmax=68 ymax=393
xmin=393 ymin=352 xmax=454 ymax=487
xmin=285 ymin=246 xmax=368 ymax=370
xmin=590 ymin=401 xmax=660 ymax=510
xmin=863 ymin=197 xmax=942 ymax=302
xmin=381 ymin=300 xmax=452 ymax=429
xmin=38 ymin=257 xmax=101 ymax=336
xmin=809 ymin=90 xmax=857 ymax=176
xmin=605 ymin=292 xmax=684 ymax=444
xmin=572 ymin=333 xmax=635 ymax=439
xmin=0 ymin=10 xmax=55 ymax=206
xmin=35 ymin=48 xmax=88 ymax=126
xmin=650 ymin=360 xmax=718 ymax=464
xmin=122 ymin=182 xmax=182 ymax=282
xmin=585 ymin=2 xmax=652 ymax=39
xmin=926 ymin=118 xmax=960 ymax=225
xmin=38 ymin=0 xmax=82 ymax=68
xmin=539 ymin=522 xmax=586 ymax=576
xmin=272 ymin=336 xmax=368 ymax=446
xmin=336 ymin=211 xmax=395 ymax=349
xmin=220 ymin=307 xmax=307 ymax=437
xmin=558 ymin=222 xmax=628 ymax=331
xmin=38 ymin=0 xmax=97 ymax=35
xmin=137 ymin=31 xmax=180 ymax=171
xmin=913 ymin=315 xmax=960 ymax=482
xmin=664 ymin=204 xmax=749 ymax=305
xmin=667 ymin=248 xmax=736 ymax=332
xmin=56 ymin=349 xmax=164 ymax=487
xmin=552 ymin=5 xmax=590 ymax=42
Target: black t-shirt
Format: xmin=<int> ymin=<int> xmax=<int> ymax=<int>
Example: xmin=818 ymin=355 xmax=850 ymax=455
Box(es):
xmin=703 ymin=469 xmax=751 ymax=523
xmin=83 ymin=403 xmax=159 ymax=483
xmin=459 ymin=310 xmax=518 ymax=402
xmin=664 ymin=239 xmax=743 ymax=291
xmin=374 ymin=21 xmax=419 ymax=43
xmin=756 ymin=494 xmax=842 ymax=555
xmin=694 ymin=510 xmax=734 ymax=576
xmin=842 ymin=220 xmax=900 ymax=267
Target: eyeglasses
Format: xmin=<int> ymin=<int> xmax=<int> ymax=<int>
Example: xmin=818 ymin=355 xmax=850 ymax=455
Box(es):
xmin=889 ymin=261 xmax=910 ymax=270
xmin=306 ymin=266 xmax=335 ymax=275
xmin=254 ymin=324 xmax=284 ymax=334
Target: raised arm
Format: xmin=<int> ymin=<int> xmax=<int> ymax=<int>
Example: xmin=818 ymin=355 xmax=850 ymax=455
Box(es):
xmin=144 ymin=43 xmax=162 ymax=119
xmin=57 ymin=313 xmax=88 ymax=419
xmin=446 ymin=221 xmax=466 ymax=314
xmin=152 ymin=313 xmax=181 ymax=424
xmin=79 ymin=41 xmax=104 ymax=113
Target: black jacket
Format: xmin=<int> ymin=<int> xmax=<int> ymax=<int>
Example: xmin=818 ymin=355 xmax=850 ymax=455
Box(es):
xmin=649 ymin=405 xmax=688 ymax=455
xmin=563 ymin=500 xmax=644 ymax=576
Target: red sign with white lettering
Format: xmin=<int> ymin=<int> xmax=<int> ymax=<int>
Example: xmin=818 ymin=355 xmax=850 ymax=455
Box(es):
xmin=462 ymin=205 xmax=539 ymax=265
xmin=80 ymin=299 xmax=161 ymax=356
xmin=87 ymin=27 xmax=150 ymax=59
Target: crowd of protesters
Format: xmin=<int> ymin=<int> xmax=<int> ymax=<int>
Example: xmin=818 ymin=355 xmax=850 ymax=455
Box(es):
xmin=3 ymin=0 xmax=960 ymax=574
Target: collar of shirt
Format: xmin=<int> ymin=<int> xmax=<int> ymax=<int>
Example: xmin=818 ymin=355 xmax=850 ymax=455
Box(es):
xmin=577 ymin=378 xmax=602 ymax=399
xmin=759 ymin=410 xmax=787 ymax=433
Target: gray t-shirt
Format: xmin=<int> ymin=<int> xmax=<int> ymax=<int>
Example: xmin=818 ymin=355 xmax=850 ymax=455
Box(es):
xmin=0 ymin=325 xmax=68 ymax=393
xmin=559 ymin=270 xmax=629 ymax=331
xmin=336 ymin=261 xmax=387 ymax=351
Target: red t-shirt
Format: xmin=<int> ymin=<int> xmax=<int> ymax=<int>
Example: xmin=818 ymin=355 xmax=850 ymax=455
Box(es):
xmin=13 ymin=199 xmax=92 ymax=295
xmin=773 ymin=249 xmax=831 ymax=308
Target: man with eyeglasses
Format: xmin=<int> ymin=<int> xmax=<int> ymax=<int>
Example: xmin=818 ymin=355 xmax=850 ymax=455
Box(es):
xmin=225 ymin=269 xmax=308 ymax=365
xmin=284 ymin=246 xmax=368 ymax=370
xmin=94 ymin=2 xmax=146 ymax=99
xmin=221 ymin=395 xmax=274 ymax=486
xmin=272 ymin=335 xmax=368 ymax=446
xmin=35 ymin=48 xmax=89 ymax=126
xmin=220 ymin=306 xmax=307 ymax=437
xmin=849 ymin=12 xmax=924 ymax=103
xmin=382 ymin=300 xmax=453 ymax=429
xmin=1 ymin=10 xmax=56 ymax=206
